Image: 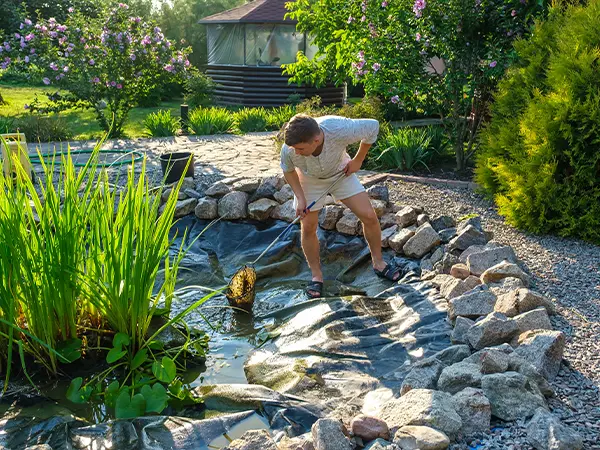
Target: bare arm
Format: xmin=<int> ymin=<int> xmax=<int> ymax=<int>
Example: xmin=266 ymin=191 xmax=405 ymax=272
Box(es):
xmin=283 ymin=170 xmax=309 ymax=218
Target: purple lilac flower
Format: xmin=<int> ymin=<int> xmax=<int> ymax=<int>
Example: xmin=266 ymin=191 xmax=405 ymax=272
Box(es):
xmin=15 ymin=33 xmax=21 ymax=39
xmin=391 ymin=95 xmax=400 ymax=104
xmin=381 ymin=1 xmax=388 ymax=6
xmin=130 ymin=53 xmax=136 ymax=61
xmin=416 ymin=32 xmax=421 ymax=41
xmin=185 ymin=59 xmax=190 ymax=67
xmin=43 ymin=77 xmax=50 ymax=85
xmin=141 ymin=36 xmax=151 ymax=45
xmin=55 ymin=75 xmax=61 ymax=80
xmin=164 ymin=64 xmax=174 ymax=72
xmin=489 ymin=60 xmax=497 ymax=68
xmin=24 ymin=56 xmax=29 ymax=63
xmin=92 ymin=77 xmax=100 ymax=83
xmin=361 ymin=15 xmax=366 ymax=22
xmin=57 ymin=25 xmax=67 ymax=32
xmin=50 ymin=62 xmax=58 ymax=70
xmin=68 ymin=7 xmax=74 ymax=12
xmin=118 ymin=3 xmax=129 ymax=8
xmin=511 ymin=9 xmax=517 ymax=16
xmin=358 ymin=50 xmax=365 ymax=59
xmin=372 ymin=62 xmax=381 ymax=71
xmin=25 ymin=33 xmax=34 ymax=41
xmin=362 ymin=1 xmax=367 ymax=12
xmin=413 ymin=0 xmax=426 ymax=17
xmin=89 ymin=59 xmax=95 ymax=65
xmin=50 ymin=31 xmax=58 ymax=38
xmin=369 ymin=22 xmax=377 ymax=37
xmin=20 ymin=41 xmax=26 ymax=49
xmin=63 ymin=66 xmax=69 ymax=72
xmin=25 ymin=19 xmax=32 ymax=26
xmin=110 ymin=81 xmax=116 ymax=87
xmin=116 ymin=83 xmax=122 ymax=89
xmin=30 ymin=48 xmax=35 ymax=54
xmin=4 ymin=43 xmax=11 ymax=51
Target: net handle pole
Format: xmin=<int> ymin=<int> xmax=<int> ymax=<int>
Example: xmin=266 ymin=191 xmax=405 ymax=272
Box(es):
xmin=250 ymin=173 xmax=346 ymax=266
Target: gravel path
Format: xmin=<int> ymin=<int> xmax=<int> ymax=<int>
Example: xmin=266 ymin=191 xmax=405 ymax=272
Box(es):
xmin=387 ymin=179 xmax=600 ymax=450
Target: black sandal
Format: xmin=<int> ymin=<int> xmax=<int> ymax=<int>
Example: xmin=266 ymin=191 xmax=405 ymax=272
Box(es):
xmin=374 ymin=263 xmax=402 ymax=281
xmin=306 ymin=281 xmax=324 ymax=299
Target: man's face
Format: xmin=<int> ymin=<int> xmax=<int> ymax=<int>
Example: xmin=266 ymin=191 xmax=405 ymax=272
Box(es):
xmin=291 ymin=133 xmax=321 ymax=156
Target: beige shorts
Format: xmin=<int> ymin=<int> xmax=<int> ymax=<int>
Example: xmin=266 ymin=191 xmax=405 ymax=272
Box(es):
xmin=293 ymin=173 xmax=365 ymax=212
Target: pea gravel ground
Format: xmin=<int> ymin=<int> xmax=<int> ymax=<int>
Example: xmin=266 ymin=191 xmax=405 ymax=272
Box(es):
xmin=387 ymin=179 xmax=600 ymax=450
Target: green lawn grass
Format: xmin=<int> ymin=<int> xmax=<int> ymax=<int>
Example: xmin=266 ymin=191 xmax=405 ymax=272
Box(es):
xmin=0 ymin=83 xmax=182 ymax=140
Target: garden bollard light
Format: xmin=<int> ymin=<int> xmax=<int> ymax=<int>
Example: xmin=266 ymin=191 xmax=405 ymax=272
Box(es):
xmin=180 ymin=104 xmax=189 ymax=134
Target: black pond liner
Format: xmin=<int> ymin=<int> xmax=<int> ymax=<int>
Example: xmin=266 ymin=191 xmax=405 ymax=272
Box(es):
xmin=0 ymin=218 xmax=452 ymax=449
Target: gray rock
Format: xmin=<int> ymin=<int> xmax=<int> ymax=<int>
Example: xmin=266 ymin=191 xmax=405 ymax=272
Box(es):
xmin=206 ymin=181 xmax=231 ymax=197
xmin=165 ymin=198 xmax=198 ymax=218
xmin=451 ymin=317 xmax=475 ymax=345
xmin=161 ymin=187 xmax=187 ymax=202
xmin=393 ymin=425 xmax=450 ymax=450
xmin=462 ymin=347 xmax=511 ymax=374
xmin=382 ymin=225 xmax=399 ymax=248
xmin=513 ymin=307 xmax=553 ymax=334
xmin=218 ymin=192 xmax=249 ymax=220
xmin=194 ymin=197 xmax=218 ymax=220
xmin=378 ymin=389 xmax=462 ymax=439
xmin=350 ymin=414 xmax=390 ymax=441
xmin=395 ymin=206 xmax=418 ymax=227
xmin=401 ymin=358 xmax=445 ymax=395
xmin=336 ymin=213 xmax=361 ymax=235
xmin=23 ymin=446 xmax=53 ymax=450
xmin=437 ymin=362 xmax=482 ymax=394
xmin=179 ymin=177 xmax=196 ymax=191
xmin=450 ymin=263 xmax=470 ymax=280
xmin=367 ymin=184 xmax=389 ymax=203
xmin=371 ymin=199 xmax=388 ymax=218
xmin=318 ymin=205 xmax=345 ymax=230
xmin=436 ymin=252 xmax=460 ymax=275
xmin=452 ymin=388 xmax=491 ymax=435
xmin=432 ymin=345 xmax=471 ymax=366
xmin=481 ymin=261 xmax=531 ymax=286
xmin=380 ymin=213 xmax=397 ymax=229
xmin=459 ymin=245 xmax=487 ymax=264
xmin=440 ymin=277 xmax=471 ymax=300
xmin=311 ymin=418 xmax=352 ymax=450
xmin=184 ymin=188 xmax=202 ymax=199
xmin=449 ymin=225 xmax=487 ymax=251
xmin=363 ymin=439 xmax=394 ymax=450
xmin=403 ymin=223 xmax=441 ymax=258
xmin=253 ymin=175 xmax=285 ymax=200
xmin=481 ymin=371 xmax=547 ymax=421
xmin=271 ymin=199 xmax=296 ymax=222
xmin=248 ymin=198 xmax=279 ymax=221
xmin=467 ymin=312 xmax=519 ymax=350
xmin=278 ymin=434 xmax=315 ymax=450
xmin=224 ymin=429 xmax=277 ymax=450
xmin=430 ymin=215 xmax=456 ymax=232
xmin=464 ymin=275 xmax=481 ymax=291
xmin=389 ymin=228 xmax=415 ymax=253
xmin=466 ymin=246 xmax=518 ymax=276
xmin=508 ymin=354 xmax=554 ymax=397
xmin=438 ymin=228 xmax=456 ymax=244
xmin=274 ymin=184 xmax=295 ymax=203
xmin=232 ymin=178 xmax=261 ymax=193
xmin=430 ymin=247 xmax=445 ymax=266
xmin=487 ymin=277 xmax=526 ymax=296
xmin=457 ymin=216 xmax=482 ymax=233
xmin=514 ymin=330 xmax=565 ymax=381
xmin=526 ymin=408 xmax=583 ymax=450
xmin=448 ymin=286 xmax=497 ymax=320
xmin=417 ymin=214 xmax=430 ymax=226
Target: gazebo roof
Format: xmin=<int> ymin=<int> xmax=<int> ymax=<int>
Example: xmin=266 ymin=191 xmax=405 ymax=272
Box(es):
xmin=199 ymin=0 xmax=296 ymax=24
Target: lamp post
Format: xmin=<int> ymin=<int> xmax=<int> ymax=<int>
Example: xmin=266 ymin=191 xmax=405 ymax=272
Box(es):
xmin=180 ymin=104 xmax=189 ymax=134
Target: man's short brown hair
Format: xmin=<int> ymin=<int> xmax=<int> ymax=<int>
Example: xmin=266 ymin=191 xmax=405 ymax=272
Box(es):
xmin=283 ymin=114 xmax=320 ymax=146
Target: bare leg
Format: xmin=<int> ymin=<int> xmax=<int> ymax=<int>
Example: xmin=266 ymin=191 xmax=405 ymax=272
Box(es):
xmin=300 ymin=210 xmax=323 ymax=292
xmin=342 ymin=192 xmax=399 ymax=280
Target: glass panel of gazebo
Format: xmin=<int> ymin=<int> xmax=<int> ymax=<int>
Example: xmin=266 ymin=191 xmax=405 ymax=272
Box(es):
xmin=245 ymin=24 xmax=305 ymax=66
xmin=207 ymin=24 xmax=245 ymax=65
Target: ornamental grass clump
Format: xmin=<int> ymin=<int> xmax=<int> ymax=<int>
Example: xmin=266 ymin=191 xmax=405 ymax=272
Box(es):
xmin=188 ymin=107 xmax=234 ymax=135
xmin=0 ymin=139 xmax=218 ymax=416
xmin=143 ymin=110 xmax=181 ymax=137
xmin=234 ymin=107 xmax=269 ymax=133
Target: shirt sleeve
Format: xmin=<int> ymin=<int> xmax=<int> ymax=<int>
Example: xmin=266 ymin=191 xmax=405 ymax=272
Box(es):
xmin=342 ymin=117 xmax=380 ymax=146
xmin=280 ymin=144 xmax=295 ymax=173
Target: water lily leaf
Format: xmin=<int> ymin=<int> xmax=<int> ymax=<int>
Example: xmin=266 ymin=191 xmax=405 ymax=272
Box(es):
xmin=152 ymin=357 xmax=176 ymax=383
xmin=131 ymin=348 xmax=148 ymax=371
xmin=113 ymin=332 xmax=130 ymax=349
xmin=105 ymin=380 xmax=123 ymax=409
xmin=57 ymin=338 xmax=82 ymax=363
xmin=141 ymin=383 xmax=168 ymax=414
xmin=66 ymin=377 xmax=92 ymax=404
xmin=106 ymin=347 xmax=127 ymax=364
xmin=115 ymin=391 xmax=146 ymax=419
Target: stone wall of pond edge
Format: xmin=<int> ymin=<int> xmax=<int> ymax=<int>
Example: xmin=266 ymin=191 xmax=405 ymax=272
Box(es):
xmin=159 ymin=176 xmax=582 ymax=450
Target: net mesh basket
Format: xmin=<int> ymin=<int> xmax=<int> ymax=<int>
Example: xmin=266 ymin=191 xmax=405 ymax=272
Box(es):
xmin=226 ymin=265 xmax=256 ymax=312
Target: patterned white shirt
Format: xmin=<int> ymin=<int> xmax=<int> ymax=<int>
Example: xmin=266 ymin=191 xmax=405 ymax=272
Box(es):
xmin=280 ymin=115 xmax=380 ymax=179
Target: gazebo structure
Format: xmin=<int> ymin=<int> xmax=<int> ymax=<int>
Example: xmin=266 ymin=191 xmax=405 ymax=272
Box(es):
xmin=199 ymin=0 xmax=345 ymax=107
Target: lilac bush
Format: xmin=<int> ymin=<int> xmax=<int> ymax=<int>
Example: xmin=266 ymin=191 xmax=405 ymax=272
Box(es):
xmin=285 ymin=0 xmax=547 ymax=170
xmin=2 ymin=4 xmax=190 ymax=137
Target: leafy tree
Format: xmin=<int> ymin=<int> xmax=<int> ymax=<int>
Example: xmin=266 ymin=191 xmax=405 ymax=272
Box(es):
xmin=1 ymin=3 xmax=190 ymax=137
xmin=285 ymin=0 xmax=546 ymax=170
xmin=158 ymin=0 xmax=245 ymax=67
xmin=475 ymin=0 xmax=600 ymax=243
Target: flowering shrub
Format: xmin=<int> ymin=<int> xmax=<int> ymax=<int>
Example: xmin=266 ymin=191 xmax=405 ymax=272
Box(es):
xmin=285 ymin=0 xmax=547 ymax=169
xmin=1 ymin=4 xmax=190 ymax=137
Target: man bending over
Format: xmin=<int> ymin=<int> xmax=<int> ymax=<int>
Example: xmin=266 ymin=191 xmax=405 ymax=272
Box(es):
xmin=280 ymin=114 xmax=401 ymax=298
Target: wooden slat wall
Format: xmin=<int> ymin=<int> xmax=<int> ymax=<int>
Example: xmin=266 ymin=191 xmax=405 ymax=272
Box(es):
xmin=206 ymin=65 xmax=345 ymax=107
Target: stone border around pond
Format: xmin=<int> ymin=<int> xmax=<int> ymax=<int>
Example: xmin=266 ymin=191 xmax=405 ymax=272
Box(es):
xmin=160 ymin=176 xmax=582 ymax=450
